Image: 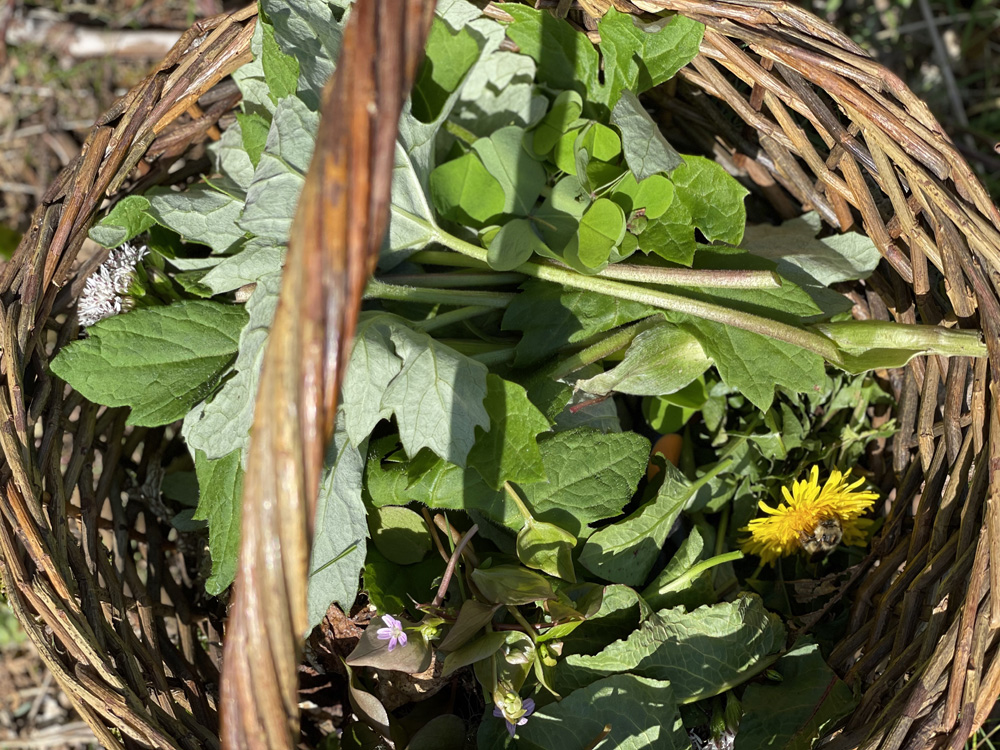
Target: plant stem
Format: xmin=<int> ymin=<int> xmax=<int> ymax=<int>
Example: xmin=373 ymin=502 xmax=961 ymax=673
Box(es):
xmin=416 ymin=220 xmax=843 ymax=362
xmin=590 ymin=262 xmax=782 ymax=289
xmin=364 ymin=278 xmax=515 ymax=308
xmin=379 ymin=272 xmax=524 ymax=288
xmin=414 ymin=305 xmax=496 ymax=333
xmin=443 ymin=119 xmax=478 ymax=146
xmin=547 ymin=316 xmax=662 ymax=381
xmin=432 ymin=524 xmax=479 ymax=608
xmin=409 ymin=250 xmax=491 ymax=269
xmin=504 ymin=482 xmax=534 ymax=525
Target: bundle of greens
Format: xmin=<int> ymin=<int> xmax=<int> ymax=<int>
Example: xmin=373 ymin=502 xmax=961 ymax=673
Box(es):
xmin=49 ymin=1 xmax=983 ymax=747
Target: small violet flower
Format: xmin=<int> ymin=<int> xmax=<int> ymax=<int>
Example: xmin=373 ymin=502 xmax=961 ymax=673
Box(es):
xmin=375 ymin=614 xmax=407 ymax=652
xmin=493 ymin=691 xmax=535 ymax=737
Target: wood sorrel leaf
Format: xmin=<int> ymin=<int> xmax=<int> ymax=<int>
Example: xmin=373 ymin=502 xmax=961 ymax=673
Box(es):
xmin=473 ymin=126 xmax=547 ymax=216
xmin=575 ymin=198 xmax=626 ymax=269
xmin=472 ymin=565 xmax=556 ymax=605
xmin=610 ymin=172 xmax=674 ymax=219
xmin=429 ymin=151 xmax=506 ymax=226
xmin=486 ymin=219 xmax=549 ymax=272
xmin=517 ymin=518 xmax=578 ymax=583
xmin=51 ymin=300 xmax=247 ymax=428
xmin=531 ymin=90 xmax=585 ymax=156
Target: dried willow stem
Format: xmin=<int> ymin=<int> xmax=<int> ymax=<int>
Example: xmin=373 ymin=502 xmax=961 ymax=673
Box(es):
xmin=218 ymin=1 xmax=435 ymax=747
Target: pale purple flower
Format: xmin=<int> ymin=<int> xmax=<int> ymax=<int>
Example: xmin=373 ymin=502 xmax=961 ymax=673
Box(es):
xmin=77 ymin=242 xmax=149 ymax=327
xmin=494 ymin=696 xmax=535 ymax=737
xmin=375 ymin=614 xmax=407 ymax=652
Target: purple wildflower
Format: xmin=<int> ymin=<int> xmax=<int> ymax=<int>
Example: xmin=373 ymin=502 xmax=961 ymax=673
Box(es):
xmin=494 ymin=696 xmax=535 ymax=737
xmin=375 ymin=614 xmax=407 ymax=652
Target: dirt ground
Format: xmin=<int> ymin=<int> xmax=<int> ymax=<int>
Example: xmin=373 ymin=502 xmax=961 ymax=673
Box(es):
xmin=0 ymin=0 xmax=996 ymax=748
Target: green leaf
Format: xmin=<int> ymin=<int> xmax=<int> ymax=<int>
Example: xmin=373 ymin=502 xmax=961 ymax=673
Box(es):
xmin=642 ymin=526 xmax=713 ymax=611
xmin=575 ymin=198 xmax=626 ymax=269
xmin=346 ymin=616 xmax=433 ymax=675
xmin=363 ymin=547 xmax=442 ymax=620
xmin=559 ymin=595 xmax=786 ymax=701
xmin=235 ymin=112 xmax=270 ymax=170
xmin=260 ymin=19 xmax=299 ymax=102
xmin=675 ymin=316 xmax=826 ymax=411
xmin=438 ymin=600 xmax=501 ymax=652
xmin=368 ymin=505 xmax=431 ymax=565
xmin=199 ymin=239 xmax=285 ymax=295
xmin=232 ymin=21 xmax=274 ymax=115
xmin=412 ymin=17 xmax=482 ymax=122
xmin=89 ymin=196 xmax=155 ymax=249
xmin=467 ymin=374 xmax=548 ymax=490
xmin=518 ymin=674 xmax=688 ymax=750
xmin=737 ymin=643 xmax=857 ymax=750
xmin=429 ymin=152 xmax=506 ymax=226
xmin=472 ymin=126 xmax=546 ymax=216
xmin=486 ymin=219 xmax=549 ymax=271
xmin=610 ymin=173 xmax=674 ymax=220
xmin=380 ymin=321 xmax=490 ymax=466
xmin=517 ymin=518 xmax=577 ymax=582
xmin=639 ymin=201 xmax=697 ymax=265
xmin=183 ymin=271 xmax=280 ymax=460
xmin=471 ymin=565 xmax=555 ymax=605
xmin=261 ymin=0 xmax=351 ymax=109
xmin=670 ymin=156 xmax=748 ymax=246
xmin=240 ymin=97 xmax=318 ymax=243
xmin=531 ymin=176 xmax=590 ymax=255
xmin=341 ymin=315 xmax=403 ymax=446
xmin=598 ymin=10 xmax=703 ymax=95
xmin=577 ymin=322 xmax=710 ymax=397
xmin=384 ymin=140 xmax=440 ymax=269
xmin=307 ymin=420 xmax=369 ymax=628
xmin=146 ymin=185 xmax=245 ymax=254
xmin=442 ymin=631 xmax=508 ymax=677
xmin=612 ymin=90 xmax=683 ymax=180
xmin=531 ymin=90 xmax=583 ymax=156
xmin=51 ymin=301 xmax=247 ymax=427
xmin=193 ymin=449 xmax=243 ymax=595
xmin=578 ymin=462 xmax=692 ymax=585
xmin=503 ymin=279 xmax=655 ymax=365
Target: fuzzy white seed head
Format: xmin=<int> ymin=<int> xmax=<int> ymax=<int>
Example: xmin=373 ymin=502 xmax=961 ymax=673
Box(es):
xmin=77 ymin=242 xmax=149 ymax=328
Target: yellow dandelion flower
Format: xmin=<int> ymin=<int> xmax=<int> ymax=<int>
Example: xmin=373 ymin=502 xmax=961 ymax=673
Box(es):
xmin=739 ymin=465 xmax=878 ymax=565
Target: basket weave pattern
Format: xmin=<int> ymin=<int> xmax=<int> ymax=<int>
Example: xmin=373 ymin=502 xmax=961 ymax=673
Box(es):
xmin=0 ymin=2 xmax=997 ymax=749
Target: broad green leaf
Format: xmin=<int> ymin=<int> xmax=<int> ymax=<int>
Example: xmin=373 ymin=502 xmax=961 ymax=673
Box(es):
xmin=341 ymin=314 xmax=403 ymax=446
xmin=183 ymin=271 xmax=280 ymax=460
xmin=612 ymin=90 xmax=683 ymax=180
xmin=579 ymin=462 xmax=692 ymax=585
xmin=560 ymin=584 xmax=646 ymax=657
xmin=467 ymin=374 xmax=548 ymax=489
xmin=472 ymin=126 xmax=546 ymax=216
xmin=384 ymin=140 xmax=440 ymax=269
xmin=412 ymin=17 xmax=481 ymax=122
xmin=639 ymin=200 xmax=697 ymax=265
xmin=51 ymin=301 xmax=247 ymax=427
xmin=193 ymin=449 xmax=243 ymax=595
xmin=240 ymin=97 xmax=318 ymax=243
xmin=518 ymin=674 xmax=688 ymax=750
xmin=345 ymin=663 xmax=391 ymax=739
xmin=559 ymin=595 xmax=786 ymax=701
xmin=214 ymin=119 xmax=258 ymax=187
xmin=736 ymin=643 xmax=857 ymax=750
xmin=442 ymin=631 xmax=508 ymax=676
xmin=261 ymin=0 xmax=351 ymax=109
xmin=670 ymin=155 xmax=748 ymax=246
xmin=368 ymin=505 xmax=431 ymax=565
xmin=363 ymin=547 xmax=443 ymax=620
xmin=232 ymin=21 xmax=274 ymax=114
xmin=581 ymin=122 xmax=621 ymax=162
xmin=260 ymin=19 xmax=299 ymax=102
xmin=642 ymin=526 xmax=713 ymax=611
xmin=429 ymin=152 xmax=506 ymax=226
xmin=575 ymin=198 xmax=626 ymax=269
xmin=438 ymin=600 xmax=501 ymax=652
xmin=234 ymin=112 xmax=269 ymax=170
xmin=503 ymin=279 xmax=655 ymax=365
xmin=381 ymin=321 xmax=489 ymax=466
xmin=89 ymin=196 xmax=155 ymax=249
xmin=307 ymin=420 xmax=369 ymax=628
xmin=577 ymin=322 xmax=710 ymax=397
xmin=486 ymin=219 xmax=549 ymax=271
xmin=550 ymin=126 xmax=583 ymax=175
xmin=200 ymin=239 xmax=285 ymax=295
xmin=346 ymin=615 xmax=433 ymax=674
xmin=147 ymin=185 xmax=245 ymax=254
xmin=676 ymin=316 xmax=826 ymax=411
xmin=598 ymin=10 xmax=704 ymax=95
xmin=517 ymin=518 xmax=577 ymax=582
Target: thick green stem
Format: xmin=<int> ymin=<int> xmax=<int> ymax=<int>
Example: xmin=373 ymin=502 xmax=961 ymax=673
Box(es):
xmin=380 ymin=272 xmax=524 ymax=288
xmin=409 ymin=250 xmax=491 ymax=269
xmin=365 ymin=278 xmax=515 ymax=308
xmin=415 ymin=306 xmax=496 ymax=333
xmin=548 ymin=316 xmax=662 ymax=381
xmin=592 ymin=263 xmax=782 ymax=289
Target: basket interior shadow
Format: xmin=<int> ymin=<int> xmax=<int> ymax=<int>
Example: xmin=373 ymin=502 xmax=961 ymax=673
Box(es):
xmin=0 ymin=2 xmax=997 ymax=749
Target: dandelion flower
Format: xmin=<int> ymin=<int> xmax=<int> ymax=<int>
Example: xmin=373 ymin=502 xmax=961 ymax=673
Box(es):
xmin=740 ymin=465 xmax=877 ymax=565
xmin=375 ymin=614 xmax=407 ymax=652
xmin=77 ymin=242 xmax=149 ymax=328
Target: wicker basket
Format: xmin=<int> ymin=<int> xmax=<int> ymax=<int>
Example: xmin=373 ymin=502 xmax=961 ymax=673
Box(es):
xmin=0 ymin=1 xmax=997 ymax=749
